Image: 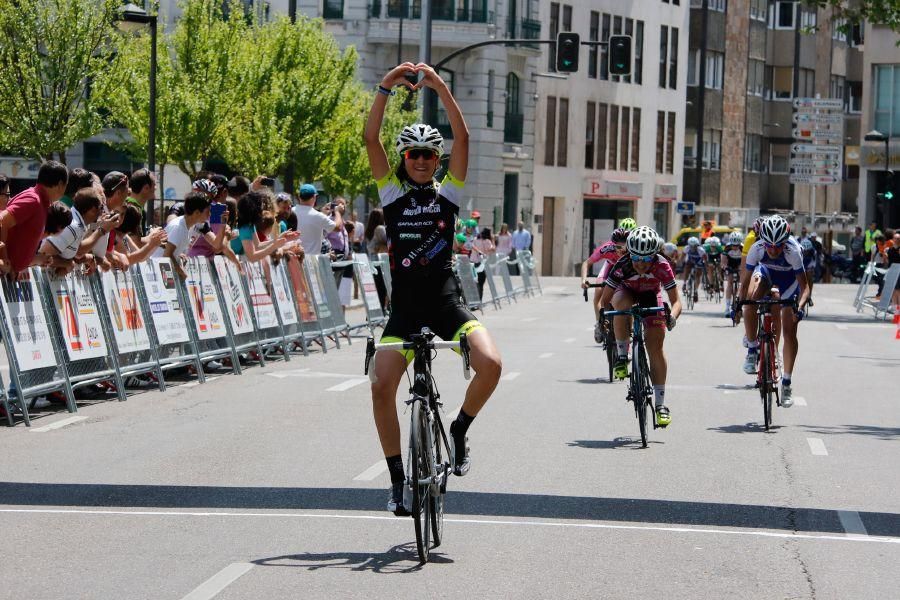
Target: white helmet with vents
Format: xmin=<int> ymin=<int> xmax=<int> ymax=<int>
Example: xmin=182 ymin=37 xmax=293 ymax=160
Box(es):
xmin=760 ymin=215 xmax=791 ymax=245
xmin=396 ymin=123 xmax=444 ymax=156
xmin=627 ymin=226 xmax=661 ymax=256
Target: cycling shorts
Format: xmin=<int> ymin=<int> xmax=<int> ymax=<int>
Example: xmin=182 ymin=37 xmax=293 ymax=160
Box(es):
xmin=613 ymin=289 xmax=667 ymax=329
xmin=725 ymin=256 xmax=742 ymax=272
xmin=752 ymin=264 xmax=800 ymax=301
xmin=382 ymin=275 xmax=485 ymax=363
xmin=685 ymin=256 xmax=705 ymax=267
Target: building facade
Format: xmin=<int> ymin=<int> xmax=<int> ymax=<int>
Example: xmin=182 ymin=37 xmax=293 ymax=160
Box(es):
xmin=684 ymin=0 xmax=864 ymax=235
xmin=532 ymin=0 xmax=689 ymax=275
xmin=858 ymin=23 xmax=900 ymax=229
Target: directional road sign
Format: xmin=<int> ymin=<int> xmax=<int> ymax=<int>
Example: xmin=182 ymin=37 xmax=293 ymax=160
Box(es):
xmin=792 ymin=113 xmax=843 ymax=125
xmin=788 ymin=159 xmax=841 ymax=169
xmin=792 ymin=128 xmax=843 ymax=142
xmin=793 ymin=97 xmax=843 ymax=110
xmin=790 ymin=174 xmax=839 ymax=185
xmin=791 ymin=143 xmax=842 ymax=156
xmin=790 ymin=167 xmax=841 ymax=176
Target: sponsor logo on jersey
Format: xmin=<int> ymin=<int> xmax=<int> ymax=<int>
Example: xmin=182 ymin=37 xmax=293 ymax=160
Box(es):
xmin=397 ymin=221 xmax=433 ymax=227
xmin=402 ymin=205 xmax=441 ymax=216
xmin=398 ymin=233 xmax=422 ymax=240
xmin=424 ymin=239 xmax=448 ymax=260
xmin=401 ymin=258 xmax=412 ymax=268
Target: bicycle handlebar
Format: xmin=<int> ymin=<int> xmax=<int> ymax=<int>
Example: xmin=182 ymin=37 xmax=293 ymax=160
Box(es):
xmin=605 ymin=305 xmax=669 ymax=318
xmin=364 ymin=330 xmax=471 ymax=382
xmin=581 ymin=281 xmax=605 ymax=301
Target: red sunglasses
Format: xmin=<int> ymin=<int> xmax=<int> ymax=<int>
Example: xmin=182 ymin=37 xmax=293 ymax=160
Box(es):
xmin=404 ymin=148 xmax=438 ymax=160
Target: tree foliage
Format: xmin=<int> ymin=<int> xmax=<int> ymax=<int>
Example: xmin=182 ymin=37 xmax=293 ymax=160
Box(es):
xmin=814 ymin=0 xmax=900 ymax=36
xmin=0 ymin=0 xmax=120 ymax=161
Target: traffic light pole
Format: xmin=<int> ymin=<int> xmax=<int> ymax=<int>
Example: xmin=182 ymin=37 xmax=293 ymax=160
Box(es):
xmin=433 ymin=39 xmax=608 ymax=71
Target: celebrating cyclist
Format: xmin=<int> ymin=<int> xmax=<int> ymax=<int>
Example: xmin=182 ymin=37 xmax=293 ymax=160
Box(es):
xmin=722 ymin=232 xmax=743 ymax=316
xmin=364 ymin=63 xmax=502 ymax=515
xmin=580 ymin=227 xmax=629 ymax=342
xmin=681 ymin=236 xmax=706 ymax=302
xmin=601 ymin=226 xmax=682 ymax=427
xmin=739 ymin=215 xmax=809 ymax=407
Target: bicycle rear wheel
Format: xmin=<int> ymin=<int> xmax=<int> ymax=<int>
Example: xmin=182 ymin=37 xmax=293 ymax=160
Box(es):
xmin=604 ymin=325 xmax=615 ymax=383
xmin=685 ymin=276 xmax=695 ymax=311
xmin=429 ymin=414 xmax=446 ymax=548
xmin=409 ymin=401 xmax=431 ymax=562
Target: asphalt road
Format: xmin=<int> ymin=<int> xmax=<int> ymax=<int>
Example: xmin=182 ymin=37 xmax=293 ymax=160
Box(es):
xmin=0 ymin=280 xmax=897 ymax=599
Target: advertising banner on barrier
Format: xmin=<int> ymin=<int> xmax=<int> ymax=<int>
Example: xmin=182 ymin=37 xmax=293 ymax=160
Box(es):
xmin=305 ymin=257 xmax=331 ymax=320
xmin=100 ymin=270 xmax=151 ymax=353
xmin=270 ymin=260 xmax=298 ymax=326
xmin=354 ymin=255 xmax=383 ymax=314
xmin=244 ymin=260 xmax=278 ymax=329
xmin=0 ymin=272 xmax=56 ymax=370
xmin=138 ymin=258 xmax=190 ymax=345
xmin=213 ymin=257 xmax=253 ymax=335
xmin=47 ymin=270 xmax=108 ymax=360
xmin=184 ymin=258 xmax=226 ymax=340
xmin=286 ymin=259 xmax=317 ymax=323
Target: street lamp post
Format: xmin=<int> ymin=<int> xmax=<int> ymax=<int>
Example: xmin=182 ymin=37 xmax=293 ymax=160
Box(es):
xmin=118 ymin=3 xmax=158 ymax=225
xmin=864 ymin=130 xmax=890 ymax=225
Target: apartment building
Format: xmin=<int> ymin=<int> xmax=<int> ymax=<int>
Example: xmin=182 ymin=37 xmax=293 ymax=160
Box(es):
xmin=532 ymin=0 xmax=689 ymax=275
xmin=858 ymin=23 xmax=900 ymax=229
xmin=684 ymin=0 xmax=864 ymax=234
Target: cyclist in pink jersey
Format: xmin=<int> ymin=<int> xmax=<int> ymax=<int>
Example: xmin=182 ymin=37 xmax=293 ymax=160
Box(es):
xmin=601 ymin=226 xmax=682 ymax=427
xmin=581 ymin=228 xmax=629 ymax=342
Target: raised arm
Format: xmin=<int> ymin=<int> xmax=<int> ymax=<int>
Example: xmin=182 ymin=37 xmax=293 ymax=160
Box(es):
xmin=364 ymin=63 xmax=418 ymax=182
xmin=416 ymin=63 xmax=469 ymax=181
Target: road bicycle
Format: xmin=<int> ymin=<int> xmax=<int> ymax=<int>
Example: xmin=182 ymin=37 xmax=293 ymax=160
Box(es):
xmin=725 ymin=269 xmax=741 ymax=326
xmin=706 ymin=264 xmax=723 ymax=304
xmin=735 ymin=296 xmax=796 ymax=431
xmin=605 ymin=304 xmax=669 ymax=447
xmin=683 ymin=269 xmax=697 ymax=311
xmin=583 ymin=282 xmax=615 ymax=382
xmin=364 ymin=328 xmax=471 ymax=563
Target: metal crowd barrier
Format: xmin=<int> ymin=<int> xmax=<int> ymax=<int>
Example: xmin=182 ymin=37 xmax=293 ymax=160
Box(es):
xmin=285 ymin=255 xmax=327 ymax=353
xmin=454 ymin=255 xmax=484 ymax=313
xmin=181 ymin=257 xmax=241 ymax=376
xmin=304 ymin=255 xmax=342 ymax=349
xmin=350 ymin=254 xmax=387 ymax=333
xmin=270 ymin=257 xmax=310 ymax=356
xmin=316 ymin=255 xmax=352 ymax=345
xmin=377 ymin=252 xmax=393 ymax=299
xmin=213 ymin=256 xmax=264 ymax=365
xmin=242 ymin=258 xmax=289 ymax=360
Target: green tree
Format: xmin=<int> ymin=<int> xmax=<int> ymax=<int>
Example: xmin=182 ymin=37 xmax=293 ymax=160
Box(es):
xmin=0 ymin=0 xmax=120 ymax=161
xmin=814 ymin=0 xmax=900 ymax=35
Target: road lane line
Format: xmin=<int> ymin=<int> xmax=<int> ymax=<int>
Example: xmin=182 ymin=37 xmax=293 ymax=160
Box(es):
xmin=353 ymin=461 xmax=387 ymax=481
xmin=807 ymin=438 xmax=828 ymax=456
xmin=835 ymin=324 xmax=848 ymax=330
xmin=181 ymin=563 xmax=254 ymax=600
xmin=326 ymin=379 xmax=368 ymax=392
xmin=563 ymin=338 xmax=576 ymax=343
xmin=521 ymin=317 xmax=539 ymax=322
xmin=539 ymin=353 xmax=554 ymax=359
xmin=837 ymin=511 xmax=868 ymax=537
xmin=501 ymin=372 xmax=521 ymax=382
xmin=183 ymin=377 xmax=218 ymax=389
xmin=2 ymin=508 xmax=897 ymax=546
xmin=29 ymin=416 xmax=88 ymax=433
xmin=793 ymin=396 xmax=807 ymax=406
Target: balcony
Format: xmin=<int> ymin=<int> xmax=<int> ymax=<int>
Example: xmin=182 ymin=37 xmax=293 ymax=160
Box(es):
xmin=503 ymin=113 xmax=524 ymax=144
xmin=376 ymin=0 xmax=492 ymax=22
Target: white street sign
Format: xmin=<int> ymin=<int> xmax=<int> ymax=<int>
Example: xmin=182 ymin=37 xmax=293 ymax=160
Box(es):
xmin=790 ymin=174 xmax=839 ymax=185
xmin=791 ymin=143 xmax=842 ymax=156
xmin=792 ymin=97 xmax=843 ymax=110
xmin=788 ymin=159 xmax=841 ymax=169
xmin=792 ymin=129 xmax=843 ymax=141
xmin=792 ymin=113 xmax=843 ymax=125
xmin=790 ymin=167 xmax=841 ymax=176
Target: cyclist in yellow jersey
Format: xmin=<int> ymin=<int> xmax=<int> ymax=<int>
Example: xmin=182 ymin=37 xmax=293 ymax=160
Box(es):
xmin=742 ymin=229 xmax=757 ymax=257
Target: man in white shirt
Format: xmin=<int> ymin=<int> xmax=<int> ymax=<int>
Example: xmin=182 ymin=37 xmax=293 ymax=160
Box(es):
xmin=292 ymin=183 xmax=342 ymax=255
xmin=158 ymin=191 xmax=229 ymax=279
xmin=40 ymin=187 xmax=115 ymax=274
xmin=511 ymin=221 xmax=532 ymax=252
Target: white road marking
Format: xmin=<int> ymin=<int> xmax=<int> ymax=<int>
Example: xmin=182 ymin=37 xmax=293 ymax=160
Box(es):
xmin=267 ymin=369 xmax=362 ymax=380
xmin=539 ymin=353 xmax=554 ymax=359
xmin=807 ymin=438 xmax=828 ymax=456
xmin=793 ymin=396 xmax=807 ymax=406
xmin=1 ymin=508 xmax=897 ymax=546
xmin=837 ymin=511 xmax=868 ymax=537
xmin=563 ymin=338 xmax=576 ymax=343
xmin=353 ymin=461 xmax=387 ymax=482
xmin=521 ymin=317 xmax=539 ymax=322
xmin=326 ymin=379 xmax=368 ymax=392
xmin=181 ymin=563 xmax=254 ymax=600
xmin=29 ymin=416 xmax=88 ymax=433
xmin=835 ymin=324 xmax=848 ymax=330
xmin=501 ymin=372 xmax=521 ymax=381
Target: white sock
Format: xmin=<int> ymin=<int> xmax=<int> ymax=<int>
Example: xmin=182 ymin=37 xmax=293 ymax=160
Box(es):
xmin=747 ymin=340 xmax=759 ymax=351
xmin=616 ymin=341 xmax=628 ymax=358
xmin=653 ymin=385 xmax=666 ymax=407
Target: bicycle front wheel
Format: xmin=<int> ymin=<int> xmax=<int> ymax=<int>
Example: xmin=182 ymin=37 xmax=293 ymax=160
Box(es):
xmin=605 ymin=328 xmax=615 ymax=383
xmin=634 ymin=344 xmax=651 ymax=448
xmin=759 ymin=343 xmax=774 ymax=431
xmin=430 ymin=415 xmax=445 ymax=548
xmin=409 ymin=401 xmax=431 ymax=562
xmin=685 ymin=277 xmax=695 ymax=311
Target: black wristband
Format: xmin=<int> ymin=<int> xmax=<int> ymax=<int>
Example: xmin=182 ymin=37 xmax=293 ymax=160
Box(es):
xmin=376 ymin=85 xmax=394 ymax=97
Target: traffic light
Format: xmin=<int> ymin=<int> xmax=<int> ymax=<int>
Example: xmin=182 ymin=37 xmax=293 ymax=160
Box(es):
xmin=556 ymin=32 xmax=580 ymax=73
xmin=886 ymin=172 xmax=895 ymax=200
xmin=608 ymin=35 xmax=632 ymax=76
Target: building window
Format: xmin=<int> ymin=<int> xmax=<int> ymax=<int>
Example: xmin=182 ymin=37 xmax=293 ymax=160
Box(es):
xmin=548 ymin=3 xmax=559 ymax=71
xmin=749 ymin=0 xmax=767 ymax=21
xmin=747 ymin=59 xmax=764 ymax=96
xmin=798 ymin=67 xmax=815 ymax=98
xmin=666 ymin=111 xmax=675 ymax=174
xmin=544 ymin=96 xmax=556 ymax=165
xmin=800 ymin=5 xmax=816 ymax=29
xmin=684 ymin=129 xmax=697 ymax=168
xmin=585 ymin=102 xmax=596 ymax=169
xmin=619 ymin=106 xmax=630 ymax=171
xmin=687 ymin=50 xmax=723 ymax=89
xmin=770 ymin=0 xmax=795 ymax=29
xmin=487 ymin=69 xmax=494 ymax=127
xmin=622 ymin=18 xmax=634 ymax=84
xmin=504 ymin=72 xmax=523 ymax=144
xmin=830 ymin=75 xmax=846 ymax=108
xmin=558 ymin=97 xmax=569 ymax=166
xmin=656 ymin=111 xmax=676 ymax=174
xmin=323 ymin=0 xmax=343 ymax=18
xmin=608 ymin=105 xmax=619 ymax=169
xmin=744 ymin=134 xmax=764 ymax=172
xmin=702 ymin=129 xmax=721 ymax=170
xmin=847 ymin=80 xmax=862 ymax=113
xmin=656 ymin=111 xmax=666 ymax=173
xmin=612 ymin=15 xmax=624 ymax=83
xmin=631 ymin=108 xmax=641 ymax=172
xmin=588 ymin=11 xmax=599 ymax=79
xmin=597 ymin=103 xmax=608 ymax=169
xmin=850 ymin=21 xmax=864 ymax=47
xmin=600 ymin=13 xmax=611 ymax=80
xmin=832 ymin=17 xmax=847 ymax=42
xmin=770 ymin=143 xmax=790 ymax=174
xmin=767 ymin=66 xmax=793 ymax=99
xmin=659 ymin=26 xmax=678 ymax=89
xmin=653 ymin=202 xmax=670 ymax=241
xmin=634 ymin=21 xmax=644 ymax=85
xmin=874 ymin=65 xmax=900 ymax=136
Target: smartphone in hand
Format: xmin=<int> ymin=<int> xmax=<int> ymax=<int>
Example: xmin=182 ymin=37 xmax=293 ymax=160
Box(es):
xmin=210 ymin=202 xmax=227 ymax=224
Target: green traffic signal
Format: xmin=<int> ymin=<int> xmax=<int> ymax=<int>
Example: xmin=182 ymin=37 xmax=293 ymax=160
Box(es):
xmin=886 ymin=190 xmax=895 ymax=200
xmin=556 ymin=32 xmax=580 ymax=73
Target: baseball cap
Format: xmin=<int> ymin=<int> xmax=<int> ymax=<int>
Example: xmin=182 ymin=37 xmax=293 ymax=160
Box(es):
xmin=299 ymin=184 xmax=317 ymax=199
xmin=101 ymin=171 xmax=128 ymax=195
xmin=471 ymin=210 xmax=481 ymax=219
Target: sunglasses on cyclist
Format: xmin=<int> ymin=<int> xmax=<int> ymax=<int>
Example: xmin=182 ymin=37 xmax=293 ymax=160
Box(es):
xmin=764 ymin=242 xmax=785 ymax=250
xmin=404 ymin=148 xmax=438 ymax=161
xmin=630 ymin=254 xmax=655 ymax=263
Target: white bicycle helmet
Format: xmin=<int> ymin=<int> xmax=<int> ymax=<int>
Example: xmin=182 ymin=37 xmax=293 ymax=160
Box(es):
xmin=687 ymin=236 xmax=700 ymax=247
xmin=729 ymin=232 xmax=744 ymax=245
xmin=708 ymin=236 xmax=721 ymax=247
xmin=760 ymin=215 xmax=791 ymax=245
xmin=662 ymin=242 xmax=677 ymax=255
xmin=396 ymin=123 xmax=445 ymax=156
xmin=627 ymin=226 xmax=661 ymax=257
